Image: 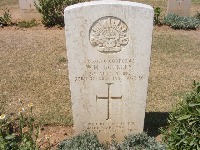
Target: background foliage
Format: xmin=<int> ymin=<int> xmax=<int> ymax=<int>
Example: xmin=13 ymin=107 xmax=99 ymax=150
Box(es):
xmin=0 ymin=9 xmax=12 ymax=26
xmin=195 ymin=12 xmax=200 ymax=20
xmin=35 ymin=0 xmax=86 ymax=27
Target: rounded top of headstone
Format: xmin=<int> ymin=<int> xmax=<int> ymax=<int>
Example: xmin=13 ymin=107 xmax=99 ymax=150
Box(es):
xmin=64 ymin=1 xmax=153 ymax=12
xmin=91 ymin=0 xmax=128 ymax=1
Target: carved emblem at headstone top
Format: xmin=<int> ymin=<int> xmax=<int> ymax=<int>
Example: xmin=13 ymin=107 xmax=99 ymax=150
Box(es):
xmin=89 ymin=17 xmax=129 ymax=54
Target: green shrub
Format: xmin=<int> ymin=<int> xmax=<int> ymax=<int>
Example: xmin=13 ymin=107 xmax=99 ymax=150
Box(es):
xmin=17 ymin=19 xmax=38 ymax=28
xmin=58 ymin=132 xmax=106 ymax=150
xmin=163 ymin=13 xmax=200 ymax=30
xmin=35 ymin=0 xmax=84 ymax=27
xmin=121 ymin=133 xmax=166 ymax=150
xmin=161 ymin=81 xmax=200 ymax=150
xmin=0 ymin=9 xmax=12 ymax=27
xmin=154 ymin=7 xmax=162 ymax=26
xmin=195 ymin=12 xmax=200 ymax=20
xmin=58 ymin=132 xmax=165 ymax=150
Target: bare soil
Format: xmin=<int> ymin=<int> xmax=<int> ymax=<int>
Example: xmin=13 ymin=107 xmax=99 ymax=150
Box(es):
xmin=36 ymin=125 xmax=162 ymax=149
xmin=37 ymin=126 xmax=74 ymax=149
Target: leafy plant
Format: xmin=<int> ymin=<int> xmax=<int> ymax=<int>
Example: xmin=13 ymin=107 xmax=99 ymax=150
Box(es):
xmin=17 ymin=19 xmax=38 ymax=28
xmin=120 ymin=133 xmax=166 ymax=150
xmin=58 ymin=132 xmax=106 ymax=150
xmin=0 ymin=9 xmax=12 ymax=27
xmin=0 ymin=103 xmax=40 ymax=150
xmin=58 ymin=132 xmax=165 ymax=150
xmin=154 ymin=7 xmax=162 ymax=26
xmin=161 ymin=81 xmax=200 ymax=150
xmin=0 ymin=114 xmax=18 ymax=150
xmin=107 ymin=134 xmax=121 ymax=150
xmin=163 ymin=13 xmax=200 ymax=30
xmin=35 ymin=0 xmax=85 ymax=27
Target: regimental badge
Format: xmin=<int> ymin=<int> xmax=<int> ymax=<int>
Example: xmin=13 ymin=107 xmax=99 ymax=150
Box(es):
xmin=90 ymin=17 xmax=129 ymax=54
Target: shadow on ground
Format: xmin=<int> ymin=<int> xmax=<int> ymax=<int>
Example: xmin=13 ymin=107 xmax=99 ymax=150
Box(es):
xmin=144 ymin=112 xmax=169 ymax=137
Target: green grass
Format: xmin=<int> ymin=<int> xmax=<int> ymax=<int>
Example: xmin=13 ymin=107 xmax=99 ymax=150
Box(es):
xmin=0 ymin=28 xmax=199 ymax=126
xmin=0 ymin=30 xmax=72 ymax=125
xmin=17 ymin=19 xmax=38 ymax=28
xmin=147 ymin=29 xmax=200 ymax=112
xmin=130 ymin=0 xmax=167 ymax=17
xmin=192 ymin=0 xmax=200 ymax=5
xmin=0 ymin=0 xmax=18 ymax=7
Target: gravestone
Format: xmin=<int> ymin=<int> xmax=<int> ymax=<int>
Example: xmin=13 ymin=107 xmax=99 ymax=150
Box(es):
xmin=19 ymin=0 xmax=41 ymax=21
xmin=167 ymin=0 xmax=191 ymax=17
xmin=64 ymin=0 xmax=154 ymax=142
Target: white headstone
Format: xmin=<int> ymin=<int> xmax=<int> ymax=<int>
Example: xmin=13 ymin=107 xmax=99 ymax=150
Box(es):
xmin=19 ymin=0 xmax=41 ymax=21
xmin=167 ymin=0 xmax=191 ymax=17
xmin=64 ymin=0 xmax=153 ymax=142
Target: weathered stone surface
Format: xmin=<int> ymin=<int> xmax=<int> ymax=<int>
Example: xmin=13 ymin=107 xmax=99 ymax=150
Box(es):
xmin=167 ymin=0 xmax=191 ymax=17
xmin=19 ymin=0 xmax=41 ymax=21
xmin=64 ymin=0 xmax=153 ymax=142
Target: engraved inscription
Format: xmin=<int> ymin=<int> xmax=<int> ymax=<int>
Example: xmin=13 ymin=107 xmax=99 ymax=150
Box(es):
xmin=74 ymin=58 xmax=146 ymax=82
xmin=84 ymin=122 xmax=136 ymax=133
xmin=96 ymin=83 xmax=122 ymax=120
xmin=90 ymin=16 xmax=129 ymax=53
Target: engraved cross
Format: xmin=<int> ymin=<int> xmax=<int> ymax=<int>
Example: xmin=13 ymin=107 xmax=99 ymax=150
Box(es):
xmin=96 ymin=83 xmax=122 ymax=120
